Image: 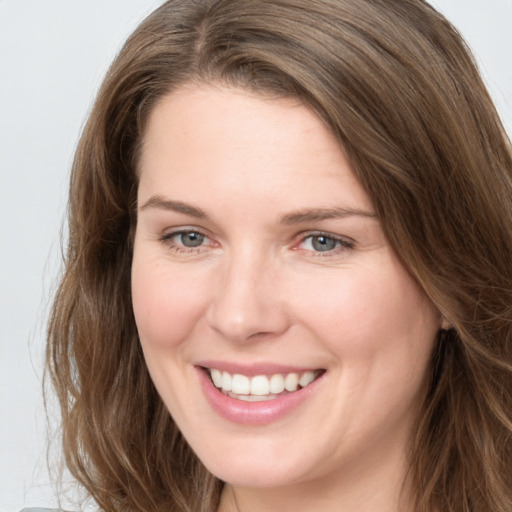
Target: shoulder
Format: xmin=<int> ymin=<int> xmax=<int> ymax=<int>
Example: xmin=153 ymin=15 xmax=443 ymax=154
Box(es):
xmin=20 ymin=509 xmax=66 ymax=512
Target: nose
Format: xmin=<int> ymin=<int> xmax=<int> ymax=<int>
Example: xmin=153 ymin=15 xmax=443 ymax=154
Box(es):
xmin=206 ymin=249 xmax=290 ymax=343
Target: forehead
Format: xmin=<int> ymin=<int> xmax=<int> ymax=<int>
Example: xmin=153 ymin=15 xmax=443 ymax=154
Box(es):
xmin=141 ymin=84 xmax=332 ymax=165
xmin=138 ymin=84 xmax=373 ymax=214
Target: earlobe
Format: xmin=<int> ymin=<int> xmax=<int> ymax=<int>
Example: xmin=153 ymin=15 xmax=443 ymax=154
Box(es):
xmin=440 ymin=316 xmax=452 ymax=331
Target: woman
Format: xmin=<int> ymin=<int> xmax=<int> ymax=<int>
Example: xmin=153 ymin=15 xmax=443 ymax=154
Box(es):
xmin=45 ymin=0 xmax=512 ymax=511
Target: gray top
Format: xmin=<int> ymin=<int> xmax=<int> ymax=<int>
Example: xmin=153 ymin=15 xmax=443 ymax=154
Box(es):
xmin=20 ymin=509 xmax=64 ymax=512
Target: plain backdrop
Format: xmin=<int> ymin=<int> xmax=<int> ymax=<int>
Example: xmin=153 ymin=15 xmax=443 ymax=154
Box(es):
xmin=0 ymin=1 xmax=510 ymax=511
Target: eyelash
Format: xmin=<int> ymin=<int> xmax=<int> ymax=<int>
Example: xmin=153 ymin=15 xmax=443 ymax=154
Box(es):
xmin=159 ymin=229 xmax=354 ymax=256
xmin=160 ymin=230 xmax=214 ymax=254
xmin=294 ymin=232 xmax=354 ymax=256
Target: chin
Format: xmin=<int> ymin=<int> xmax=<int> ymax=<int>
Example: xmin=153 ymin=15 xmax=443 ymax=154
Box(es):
xmin=189 ymin=433 xmax=324 ymax=489
xmin=205 ymin=457 xmax=307 ymax=489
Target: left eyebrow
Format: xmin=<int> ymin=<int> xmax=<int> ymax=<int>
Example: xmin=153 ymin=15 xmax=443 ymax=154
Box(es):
xmin=280 ymin=207 xmax=377 ymax=225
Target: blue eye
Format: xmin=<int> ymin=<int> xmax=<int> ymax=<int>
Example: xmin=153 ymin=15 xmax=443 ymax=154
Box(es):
xmin=309 ymin=235 xmax=338 ymax=252
xmin=176 ymin=231 xmax=205 ymax=247
xmin=299 ymin=233 xmax=352 ymax=253
xmin=161 ymin=230 xmax=208 ymax=251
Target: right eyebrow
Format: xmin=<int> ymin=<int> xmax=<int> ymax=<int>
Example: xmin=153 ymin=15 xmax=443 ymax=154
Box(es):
xmin=139 ymin=196 xmax=207 ymax=218
xmin=280 ymin=207 xmax=377 ymax=225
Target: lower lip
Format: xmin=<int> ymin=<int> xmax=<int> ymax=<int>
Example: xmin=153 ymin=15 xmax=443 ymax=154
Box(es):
xmin=196 ymin=367 xmax=324 ymax=425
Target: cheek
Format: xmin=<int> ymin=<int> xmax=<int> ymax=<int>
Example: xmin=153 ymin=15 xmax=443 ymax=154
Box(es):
xmin=289 ymin=263 xmax=439 ymax=434
xmin=289 ymin=259 xmax=439 ymax=364
xmin=131 ymin=254 xmax=210 ymax=349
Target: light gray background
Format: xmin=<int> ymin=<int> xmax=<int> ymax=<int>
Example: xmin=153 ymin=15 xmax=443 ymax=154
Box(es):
xmin=1 ymin=1 xmax=511 ymax=511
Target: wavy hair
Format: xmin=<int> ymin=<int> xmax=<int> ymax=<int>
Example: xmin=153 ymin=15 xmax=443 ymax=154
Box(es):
xmin=47 ymin=1 xmax=512 ymax=510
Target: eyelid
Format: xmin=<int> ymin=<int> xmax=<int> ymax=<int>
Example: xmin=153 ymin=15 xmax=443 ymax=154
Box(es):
xmin=160 ymin=227 xmax=217 ymax=252
xmin=293 ymin=231 xmax=355 ymax=254
xmin=157 ymin=227 xmax=353 ymax=256
xmin=161 ymin=227 xmax=208 ymax=240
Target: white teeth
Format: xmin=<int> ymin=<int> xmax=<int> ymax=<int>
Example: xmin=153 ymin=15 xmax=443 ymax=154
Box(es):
xmin=231 ymin=374 xmax=250 ymax=394
xmin=269 ymin=374 xmax=285 ymax=394
xmin=299 ymin=370 xmax=315 ymax=387
xmin=208 ymin=368 xmax=321 ymax=398
xmin=231 ymin=393 xmax=279 ymax=402
xmin=211 ymin=368 xmax=223 ymax=388
xmin=251 ymin=375 xmax=270 ymax=395
xmin=222 ymin=371 xmax=232 ymax=391
xmin=284 ymin=373 xmax=299 ymax=392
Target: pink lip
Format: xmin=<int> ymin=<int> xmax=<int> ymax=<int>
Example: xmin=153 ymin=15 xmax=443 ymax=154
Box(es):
xmin=196 ymin=360 xmax=320 ymax=377
xmin=195 ymin=366 xmax=325 ymax=425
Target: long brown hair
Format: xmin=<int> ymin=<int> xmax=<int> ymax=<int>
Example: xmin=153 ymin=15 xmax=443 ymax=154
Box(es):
xmin=47 ymin=1 xmax=512 ymax=510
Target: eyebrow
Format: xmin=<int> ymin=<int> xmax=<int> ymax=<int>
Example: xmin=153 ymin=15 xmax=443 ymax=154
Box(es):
xmin=139 ymin=195 xmax=376 ymax=223
xmin=280 ymin=207 xmax=377 ymax=225
xmin=139 ymin=196 xmax=207 ymax=218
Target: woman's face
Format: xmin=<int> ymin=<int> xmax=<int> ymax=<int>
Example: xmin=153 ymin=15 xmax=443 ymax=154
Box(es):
xmin=132 ymin=85 xmax=442 ymax=491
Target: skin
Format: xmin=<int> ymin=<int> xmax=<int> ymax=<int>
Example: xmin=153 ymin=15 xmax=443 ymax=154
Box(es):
xmin=131 ymin=84 xmax=444 ymax=512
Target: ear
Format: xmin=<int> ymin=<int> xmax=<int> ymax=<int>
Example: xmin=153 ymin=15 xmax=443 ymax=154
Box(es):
xmin=440 ymin=316 xmax=452 ymax=330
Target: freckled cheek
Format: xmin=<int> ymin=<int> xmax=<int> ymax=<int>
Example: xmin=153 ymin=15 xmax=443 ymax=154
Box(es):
xmin=131 ymin=262 xmax=212 ymax=349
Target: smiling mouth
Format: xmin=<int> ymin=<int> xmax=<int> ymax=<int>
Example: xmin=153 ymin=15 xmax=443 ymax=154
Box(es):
xmin=204 ymin=368 xmax=325 ymax=402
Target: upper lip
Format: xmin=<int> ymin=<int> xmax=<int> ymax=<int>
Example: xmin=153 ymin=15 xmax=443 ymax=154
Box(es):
xmin=196 ymin=360 xmax=324 ymax=376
